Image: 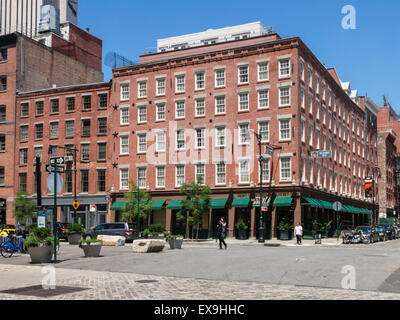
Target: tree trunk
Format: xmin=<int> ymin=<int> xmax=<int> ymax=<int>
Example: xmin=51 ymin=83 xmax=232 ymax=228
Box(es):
xmin=196 ymin=223 xmax=200 ymax=241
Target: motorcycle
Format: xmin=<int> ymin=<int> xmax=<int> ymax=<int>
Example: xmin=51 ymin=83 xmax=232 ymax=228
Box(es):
xmin=351 ymin=231 xmax=361 ymax=244
xmin=343 ymin=232 xmax=353 ymax=244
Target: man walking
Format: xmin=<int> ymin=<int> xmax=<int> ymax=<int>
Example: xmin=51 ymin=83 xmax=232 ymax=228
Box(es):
xmin=295 ymin=223 xmax=303 ymax=245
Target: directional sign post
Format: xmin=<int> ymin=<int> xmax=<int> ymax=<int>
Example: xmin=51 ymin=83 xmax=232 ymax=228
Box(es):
xmin=46 ymin=164 xmax=65 ymax=174
xmin=333 ymin=201 xmax=343 ymax=240
xmin=50 ymin=157 xmax=65 ymax=165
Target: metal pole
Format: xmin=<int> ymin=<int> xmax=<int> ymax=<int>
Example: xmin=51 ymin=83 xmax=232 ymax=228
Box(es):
xmin=53 ymin=161 xmax=57 ymax=264
xmin=259 ymin=135 xmax=265 ymax=243
xmin=137 ymin=186 xmax=140 ymax=238
xmin=74 ymin=146 xmax=77 ymax=224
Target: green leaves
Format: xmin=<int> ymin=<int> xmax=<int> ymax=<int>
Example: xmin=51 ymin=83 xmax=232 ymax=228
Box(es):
xmin=13 ymin=192 xmax=37 ymax=225
xmin=122 ymin=180 xmax=152 ymax=223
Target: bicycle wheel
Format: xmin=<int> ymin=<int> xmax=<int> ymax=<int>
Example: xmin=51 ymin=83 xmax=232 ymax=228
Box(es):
xmin=1 ymin=246 xmax=14 ymax=258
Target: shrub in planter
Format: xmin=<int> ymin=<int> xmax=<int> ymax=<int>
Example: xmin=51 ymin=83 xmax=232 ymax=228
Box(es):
xmin=67 ymin=223 xmax=86 ymax=245
xmin=235 ymin=218 xmax=249 ymax=240
xmin=79 ymin=239 xmax=103 ymax=257
xmin=24 ymin=227 xmax=59 ymax=264
xmin=142 ymin=224 xmax=166 ymax=239
xmin=278 ymin=218 xmax=293 ymax=240
xmin=165 ymin=233 xmax=184 ymax=249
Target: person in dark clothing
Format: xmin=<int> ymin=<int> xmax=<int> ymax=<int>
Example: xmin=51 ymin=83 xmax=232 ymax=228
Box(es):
xmin=217 ymin=217 xmax=227 ymax=250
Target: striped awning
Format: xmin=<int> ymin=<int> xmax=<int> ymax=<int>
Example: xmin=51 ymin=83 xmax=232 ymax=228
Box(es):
xmin=303 ymin=197 xmax=322 ymax=208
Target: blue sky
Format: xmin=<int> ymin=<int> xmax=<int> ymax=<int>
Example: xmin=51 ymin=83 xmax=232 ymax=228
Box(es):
xmin=78 ymin=0 xmax=400 ymax=112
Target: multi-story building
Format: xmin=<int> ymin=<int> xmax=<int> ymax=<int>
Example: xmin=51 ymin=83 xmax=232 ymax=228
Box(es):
xmin=109 ymin=22 xmax=378 ymax=239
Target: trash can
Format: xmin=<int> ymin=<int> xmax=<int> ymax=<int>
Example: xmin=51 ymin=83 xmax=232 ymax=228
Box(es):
xmin=315 ymin=233 xmax=322 ymax=244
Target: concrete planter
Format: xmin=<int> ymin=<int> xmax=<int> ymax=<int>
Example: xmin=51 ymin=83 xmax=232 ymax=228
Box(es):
xmin=147 ymin=234 xmax=165 ymax=240
xmin=81 ymin=243 xmax=102 ymax=257
xmin=28 ymin=246 xmax=53 ymax=264
xmin=68 ymin=233 xmax=82 ymax=245
xmin=238 ymin=230 xmax=248 ymax=240
xmin=168 ymin=238 xmax=183 ymax=249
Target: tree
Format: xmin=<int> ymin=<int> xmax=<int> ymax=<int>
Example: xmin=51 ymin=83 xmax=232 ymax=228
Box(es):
xmin=177 ymin=177 xmax=211 ymax=240
xmin=121 ymin=180 xmax=152 ymax=230
xmin=13 ymin=192 xmax=37 ymax=225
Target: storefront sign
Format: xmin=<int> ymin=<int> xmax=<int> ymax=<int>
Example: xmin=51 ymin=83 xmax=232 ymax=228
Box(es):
xmin=38 ymin=213 xmax=46 ymax=229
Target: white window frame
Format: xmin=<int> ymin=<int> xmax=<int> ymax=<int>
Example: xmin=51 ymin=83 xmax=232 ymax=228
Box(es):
xmin=279 ymin=87 xmax=291 ymax=107
xmin=238 ymin=92 xmax=249 ymax=112
xmin=156 ymin=78 xmax=166 ymax=96
xmin=120 ymin=168 xmax=129 ymax=190
xmin=258 ymin=89 xmax=269 ymax=109
xmin=216 ymin=126 xmax=226 ymax=148
xmin=120 ymin=83 xmax=130 ymax=102
xmin=120 ymin=135 xmax=129 ymax=155
xmin=215 ymin=69 xmax=226 ymax=88
xmin=137 ymin=167 xmax=147 ymax=189
xmin=175 ymin=75 xmax=185 ymax=93
xmin=156 ymin=103 xmax=166 ymax=121
xmin=175 ymin=100 xmax=185 ymax=119
xmin=216 ymin=161 xmax=226 ymax=185
xmin=156 ymin=131 xmax=166 ymax=153
xmin=279 ymin=58 xmax=291 ymax=78
xmin=238 ymin=159 xmax=250 ymax=184
xmin=195 ymin=98 xmax=206 ymax=117
xmin=258 ymin=121 xmax=270 ymax=143
xmin=176 ymin=130 xmax=185 ymax=150
xmin=156 ymin=166 xmax=165 ymax=188
xmin=120 ymin=107 xmax=129 ymax=126
xmin=215 ymin=95 xmax=226 ymax=115
xmin=175 ymin=165 xmax=185 ymax=187
xmin=280 ymin=157 xmax=292 ymax=182
xmin=238 ymin=65 xmax=249 ymax=84
xmin=279 ymin=118 xmax=291 ymax=141
xmin=137 ymin=133 xmax=147 ymax=154
xmin=138 ymin=81 xmax=147 ymax=98
xmin=137 ymin=105 xmax=147 ymax=124
xmin=257 ymin=62 xmax=269 ymax=82
xmin=195 ymin=71 xmax=205 ymax=91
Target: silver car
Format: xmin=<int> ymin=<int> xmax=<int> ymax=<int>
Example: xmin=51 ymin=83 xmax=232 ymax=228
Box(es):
xmin=85 ymin=222 xmax=136 ymax=242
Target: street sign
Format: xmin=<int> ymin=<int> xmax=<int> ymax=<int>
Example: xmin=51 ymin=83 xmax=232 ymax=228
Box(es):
xmin=311 ymin=150 xmax=332 ymax=159
xmin=50 ymin=157 xmax=65 ymax=165
xmin=72 ymin=200 xmax=80 ymax=211
xmin=46 ymin=173 xmax=63 ymax=194
xmin=38 ymin=213 xmax=46 ymax=229
xmin=261 ymin=207 xmax=268 ymax=212
xmin=90 ymin=204 xmax=96 ymax=212
xmin=265 ymin=146 xmax=274 ymax=156
xmin=46 ymin=164 xmax=65 ymax=173
xmin=333 ymin=201 xmax=343 ymax=212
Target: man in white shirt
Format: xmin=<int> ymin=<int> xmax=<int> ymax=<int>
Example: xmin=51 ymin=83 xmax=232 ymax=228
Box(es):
xmin=295 ymin=223 xmax=303 ymax=245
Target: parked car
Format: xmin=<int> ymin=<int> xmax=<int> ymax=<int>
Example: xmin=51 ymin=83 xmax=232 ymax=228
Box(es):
xmin=379 ymin=224 xmax=396 ymax=240
xmin=56 ymin=222 xmax=69 ymax=240
xmin=393 ymin=225 xmax=400 ymax=239
xmin=375 ymin=226 xmax=387 ymax=241
xmin=340 ymin=225 xmax=354 ymax=239
xmin=84 ymin=222 xmax=136 ymax=242
xmin=355 ymin=226 xmax=379 ymax=243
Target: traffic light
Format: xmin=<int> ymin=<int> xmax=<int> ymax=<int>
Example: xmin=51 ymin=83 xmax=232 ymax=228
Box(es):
xmin=364 ymin=178 xmax=373 ymax=198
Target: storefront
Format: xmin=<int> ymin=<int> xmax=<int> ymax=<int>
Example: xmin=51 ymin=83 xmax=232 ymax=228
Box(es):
xmin=209 ymin=198 xmax=229 ymax=239
xmin=231 ymin=197 xmax=251 ymax=239
xmin=0 ymin=199 xmax=6 ymax=225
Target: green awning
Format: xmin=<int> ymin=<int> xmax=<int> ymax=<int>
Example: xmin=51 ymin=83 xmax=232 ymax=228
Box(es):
xmin=139 ymin=200 xmax=148 ymax=205
xmin=303 ymin=197 xmax=322 ymax=208
xmin=110 ymin=201 xmax=126 ymax=211
xmin=151 ymin=200 xmax=166 ymax=210
xmin=167 ymin=200 xmax=183 ymax=210
xmin=209 ymin=198 xmax=228 ymax=209
xmin=232 ymin=197 xmax=250 ymax=208
xmin=319 ymin=200 xmax=333 ymax=210
xmin=273 ymin=196 xmax=293 ymax=207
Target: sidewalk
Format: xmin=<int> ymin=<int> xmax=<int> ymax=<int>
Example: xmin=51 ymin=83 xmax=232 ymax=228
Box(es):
xmin=183 ymin=238 xmax=343 ymax=247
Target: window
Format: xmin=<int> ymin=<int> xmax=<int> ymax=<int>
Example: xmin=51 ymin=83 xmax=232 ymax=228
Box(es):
xmin=20 ymin=148 xmax=28 ymax=165
xmin=279 ymin=59 xmax=290 ymax=78
xmin=120 ymin=136 xmax=129 ymax=155
xmin=35 ymin=124 xmax=43 ymax=140
xmin=280 ymin=157 xmax=292 ymax=181
xmin=120 ymin=168 xmax=129 ymax=190
xmin=20 ymin=126 xmax=28 ymax=142
xmin=66 ymin=97 xmax=75 ymax=112
xmin=196 ymin=164 xmax=205 ymax=184
xmin=215 ymin=69 xmax=225 ymax=87
xmin=196 ymin=128 xmax=205 ymax=149
xmin=19 ymin=173 xmax=27 ymax=192
xmin=175 ymin=100 xmax=185 ymax=119
xmin=176 ymin=130 xmax=185 ymax=150
xmin=0 ymin=76 xmax=6 ymax=91
xmin=120 ymin=83 xmax=130 ymax=101
xmin=258 ymin=121 xmax=269 ymax=143
xmin=300 ymin=61 xmax=305 ymax=81
xmin=309 ymin=123 xmax=313 ymax=146
xmin=195 ymin=99 xmax=205 ymax=117
xmin=239 ymin=160 xmax=250 ymax=184
xmin=176 ymin=165 xmax=185 ymax=187
xmin=175 ymin=75 xmax=185 ymax=93
xmin=316 ymin=100 xmax=320 ymax=120
xmin=98 ymin=94 xmax=107 ymax=109
xmin=0 ymin=167 xmax=4 ymax=186
xmin=261 ymin=159 xmax=270 ymax=182
xmin=156 ymin=78 xmax=166 ymax=96
xmin=238 ymin=92 xmax=249 ymax=111
xmin=49 ymin=145 xmax=58 ymax=158
xmin=20 ymin=103 xmax=29 ymax=117
xmin=51 ymin=99 xmax=59 ymax=113
xmin=80 ymin=170 xmax=89 ymax=193
xmin=0 ymin=135 xmax=4 ymax=152
xmin=137 ymin=168 xmax=146 ymax=188
xmin=315 ymin=76 xmax=320 ymax=94
xmin=215 ymin=96 xmax=226 ymax=114
xmin=316 ymin=129 xmax=320 ymax=149
xmin=156 ymin=131 xmax=166 ymax=152
xmin=279 ymin=119 xmax=291 ymax=141
xmin=82 ymin=96 xmax=91 ymax=111
xmin=137 ymin=134 xmax=147 ymax=153
xmin=81 ymin=119 xmax=91 ymax=137
xmin=301 ymin=120 xmax=305 ymax=143
xmin=97 ymin=143 xmax=107 ymax=161
xmin=0 ymin=105 xmax=5 ymax=122
xmin=138 ymin=105 xmax=147 ymax=123
xmin=50 ymin=122 xmax=59 ymax=138
xmin=308 ymin=91 xmax=313 ymax=114
xmin=279 ymin=87 xmax=290 ymax=106
xmin=0 ymin=48 xmax=7 ymax=61
xmin=258 ymin=62 xmax=269 ymax=81
xmin=258 ymin=90 xmax=269 ymax=109
xmin=98 ymin=118 xmax=107 ymax=135
xmin=156 ymin=103 xmax=166 ymax=121
xmin=216 ymin=162 xmax=226 ymax=185
xmin=300 ymin=87 xmax=305 ymax=109
xmin=308 ymin=68 xmax=313 ymax=87
xmin=216 ymin=127 xmax=226 ymax=147
xmin=65 ymin=120 xmax=74 ymax=137
xmin=81 ymin=144 xmax=90 ymax=161
xmin=34 ymin=147 xmax=42 ymax=161
xmin=239 ymin=124 xmax=250 ymax=144
xmin=238 ymin=65 xmax=249 ymax=84
xmin=97 ymin=169 xmax=106 ymax=192
xmin=156 ymin=166 xmax=165 ymax=188
xmin=120 ymin=107 xmax=129 ymax=125
xmin=195 ymin=72 xmax=205 ymax=90
xmin=138 ymin=81 xmax=147 ymax=98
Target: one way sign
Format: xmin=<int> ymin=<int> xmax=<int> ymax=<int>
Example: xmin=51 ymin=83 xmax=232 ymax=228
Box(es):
xmin=46 ymin=164 xmax=65 ymax=173
xmin=50 ymin=157 xmax=65 ymax=165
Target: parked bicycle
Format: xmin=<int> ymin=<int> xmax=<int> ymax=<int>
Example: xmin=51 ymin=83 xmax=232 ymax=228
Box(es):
xmin=0 ymin=234 xmax=25 ymax=258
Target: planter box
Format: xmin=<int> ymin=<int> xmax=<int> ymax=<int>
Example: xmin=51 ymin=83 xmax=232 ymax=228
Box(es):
xmin=68 ymin=233 xmax=82 ymax=245
xmin=279 ymin=230 xmax=290 ymax=241
xmin=168 ymin=238 xmax=183 ymax=249
xmin=28 ymin=246 xmax=53 ymax=264
xmin=81 ymin=243 xmax=102 ymax=257
xmin=147 ymin=234 xmax=165 ymax=240
xmin=238 ymin=229 xmax=248 ymax=240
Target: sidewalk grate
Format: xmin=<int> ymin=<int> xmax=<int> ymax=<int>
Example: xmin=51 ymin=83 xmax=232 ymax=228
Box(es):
xmin=0 ymin=285 xmax=89 ymax=298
